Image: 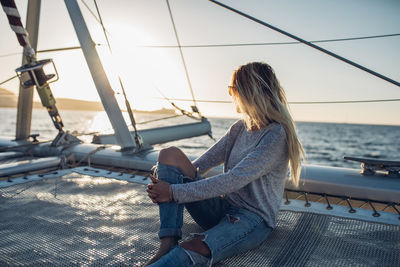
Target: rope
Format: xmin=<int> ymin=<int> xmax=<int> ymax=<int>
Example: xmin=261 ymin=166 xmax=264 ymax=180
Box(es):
xmin=165 ymin=0 xmax=199 ymax=113
xmin=0 ymin=0 xmax=35 ymax=59
xmin=74 ymin=145 xmax=106 ymax=167
xmin=285 ymin=189 xmax=400 ymax=217
xmin=139 ymin=33 xmax=400 ymax=48
xmin=209 ymin=0 xmax=400 ymax=88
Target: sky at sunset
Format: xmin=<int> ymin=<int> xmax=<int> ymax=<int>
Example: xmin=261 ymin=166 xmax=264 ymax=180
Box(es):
xmin=0 ymin=0 xmax=399 ymax=125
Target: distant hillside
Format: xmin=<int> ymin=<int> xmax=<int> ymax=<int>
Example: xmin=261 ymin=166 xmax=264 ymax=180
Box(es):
xmin=42 ymin=98 xmax=104 ymax=111
xmin=0 ymin=87 xmax=17 ymax=107
xmin=132 ymin=107 xmax=176 ymax=115
xmin=0 ymin=88 xmax=175 ymax=114
xmin=0 ymin=88 xmax=104 ymax=110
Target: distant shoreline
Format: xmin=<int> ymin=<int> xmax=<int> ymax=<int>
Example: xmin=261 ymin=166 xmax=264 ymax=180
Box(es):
xmin=0 ymin=105 xmax=177 ymax=115
xmin=0 ymin=88 xmax=176 ymax=114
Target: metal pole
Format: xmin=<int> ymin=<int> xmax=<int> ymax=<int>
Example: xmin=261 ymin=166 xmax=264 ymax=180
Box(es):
xmin=64 ymin=0 xmax=135 ymax=150
xmin=209 ymin=0 xmax=400 ymax=88
xmin=15 ymin=0 xmax=41 ymax=140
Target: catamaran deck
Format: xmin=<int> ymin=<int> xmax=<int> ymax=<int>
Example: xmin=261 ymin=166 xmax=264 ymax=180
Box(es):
xmin=1 ymin=171 xmax=399 ymax=266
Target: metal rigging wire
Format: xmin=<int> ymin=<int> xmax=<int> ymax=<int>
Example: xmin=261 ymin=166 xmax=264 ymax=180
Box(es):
xmin=138 ymin=33 xmax=400 ymax=48
xmin=154 ymin=86 xmax=201 ymax=120
xmin=80 ymin=0 xmax=202 ymax=122
xmin=165 ymin=0 xmax=199 ymax=113
xmin=289 ymin=99 xmax=400 ymax=104
xmin=37 ymin=45 xmax=103 ymax=53
xmin=134 ymin=114 xmax=183 ymax=125
xmin=0 ymin=52 xmax=21 ymax=58
xmin=81 ymin=0 xmax=111 ymax=35
xmin=209 ymin=0 xmax=400 ymax=88
xmin=1 ymin=33 xmax=398 ymax=58
xmin=92 ymin=0 xmax=112 ymax=50
xmin=3 ymin=2 xmax=398 ymax=109
xmin=0 ymin=75 xmax=18 ymax=86
xmin=0 ymin=44 xmax=105 ymax=58
xmin=153 ymin=97 xmax=400 ymax=105
xmin=0 ymin=1 xmax=105 ymax=60
xmin=91 ymin=0 xmax=142 ymax=148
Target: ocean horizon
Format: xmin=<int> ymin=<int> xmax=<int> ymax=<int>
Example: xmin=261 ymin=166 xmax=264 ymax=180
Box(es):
xmin=1 ymin=107 xmax=399 ymax=169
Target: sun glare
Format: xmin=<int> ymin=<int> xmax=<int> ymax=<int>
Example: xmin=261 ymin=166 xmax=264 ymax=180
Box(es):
xmin=88 ymin=112 xmax=113 ymax=134
xmin=96 ymin=24 xmax=186 ymax=112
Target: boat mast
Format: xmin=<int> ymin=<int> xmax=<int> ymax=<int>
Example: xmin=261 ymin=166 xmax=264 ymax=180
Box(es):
xmin=64 ymin=0 xmax=136 ymax=150
xmin=15 ymin=0 xmax=41 ymax=140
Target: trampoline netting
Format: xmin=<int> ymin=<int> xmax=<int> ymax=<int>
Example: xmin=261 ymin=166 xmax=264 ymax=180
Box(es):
xmin=0 ymin=174 xmax=399 ymax=266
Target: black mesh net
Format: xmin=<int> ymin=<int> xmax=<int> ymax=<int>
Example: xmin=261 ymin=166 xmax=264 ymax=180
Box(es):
xmin=0 ymin=174 xmax=399 ymax=266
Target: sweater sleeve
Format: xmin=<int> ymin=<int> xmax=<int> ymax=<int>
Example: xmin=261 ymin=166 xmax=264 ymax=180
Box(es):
xmin=192 ymin=120 xmax=242 ymax=176
xmin=172 ymin=125 xmax=288 ymax=203
xmin=191 ymin=133 xmax=227 ymax=177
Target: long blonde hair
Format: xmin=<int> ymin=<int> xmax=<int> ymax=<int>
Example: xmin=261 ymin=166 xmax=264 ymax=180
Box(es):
xmin=231 ymin=62 xmax=305 ymax=186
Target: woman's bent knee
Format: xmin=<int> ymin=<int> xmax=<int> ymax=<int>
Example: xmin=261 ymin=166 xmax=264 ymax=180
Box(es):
xmin=158 ymin=147 xmax=196 ymax=178
xmin=158 ymin=146 xmax=183 ymax=166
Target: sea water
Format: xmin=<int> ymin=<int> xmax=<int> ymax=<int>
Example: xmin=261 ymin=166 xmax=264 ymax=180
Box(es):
xmin=0 ymin=108 xmax=399 ymax=169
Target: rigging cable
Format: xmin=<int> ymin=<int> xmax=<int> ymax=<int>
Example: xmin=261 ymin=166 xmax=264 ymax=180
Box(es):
xmin=1 ymin=33 xmax=399 ymax=58
xmin=0 ymin=44 xmax=104 ymax=58
xmin=139 ymin=33 xmax=400 ymax=48
xmin=0 ymin=75 xmax=18 ymax=86
xmin=0 ymin=52 xmax=20 ymax=58
xmin=81 ymin=0 xmax=111 ymax=35
xmin=134 ymin=114 xmax=183 ymax=125
xmin=165 ymin=0 xmax=201 ymax=116
xmin=92 ymin=0 xmax=142 ymax=149
xmin=79 ymin=114 xmax=184 ymax=137
xmin=209 ymin=0 xmax=400 ymax=88
xmin=155 ymin=86 xmax=201 ymax=120
xmin=153 ymin=97 xmax=400 ymax=104
xmin=37 ymin=45 xmax=103 ymax=53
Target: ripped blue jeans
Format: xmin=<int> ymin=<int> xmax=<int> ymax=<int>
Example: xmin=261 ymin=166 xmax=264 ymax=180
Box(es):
xmin=148 ymin=163 xmax=273 ymax=266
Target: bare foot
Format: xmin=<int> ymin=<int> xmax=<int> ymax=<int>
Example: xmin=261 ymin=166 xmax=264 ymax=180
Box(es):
xmin=144 ymin=237 xmax=178 ymax=266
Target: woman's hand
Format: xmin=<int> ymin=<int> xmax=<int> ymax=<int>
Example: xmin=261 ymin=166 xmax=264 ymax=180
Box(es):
xmin=146 ymin=174 xmax=173 ymax=204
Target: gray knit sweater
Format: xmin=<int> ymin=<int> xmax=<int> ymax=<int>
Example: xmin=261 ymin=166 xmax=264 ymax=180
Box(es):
xmin=171 ymin=120 xmax=289 ymax=228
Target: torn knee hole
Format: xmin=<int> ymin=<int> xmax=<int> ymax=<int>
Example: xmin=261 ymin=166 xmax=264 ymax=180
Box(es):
xmin=181 ymin=234 xmax=211 ymax=258
xmin=227 ymin=214 xmax=239 ymax=223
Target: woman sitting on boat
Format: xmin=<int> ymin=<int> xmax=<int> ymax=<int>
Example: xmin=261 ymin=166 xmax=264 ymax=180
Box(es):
xmin=145 ymin=62 xmax=304 ymax=266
